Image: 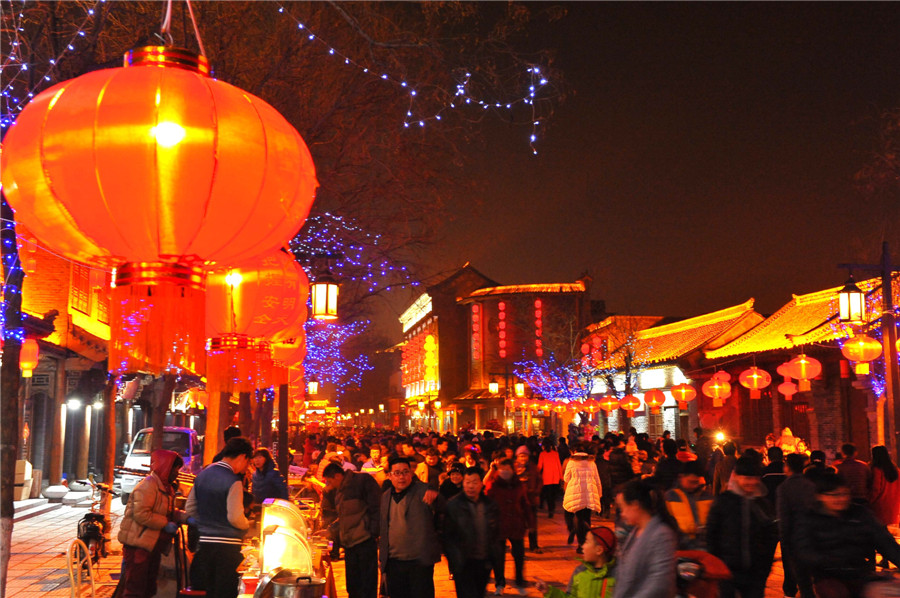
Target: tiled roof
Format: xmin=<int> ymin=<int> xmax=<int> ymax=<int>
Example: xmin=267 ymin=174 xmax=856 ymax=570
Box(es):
xmin=598 ymin=301 xmax=761 ymax=368
xmin=705 ymin=275 xmax=898 ymax=359
xmin=465 ymin=281 xmax=586 ymax=298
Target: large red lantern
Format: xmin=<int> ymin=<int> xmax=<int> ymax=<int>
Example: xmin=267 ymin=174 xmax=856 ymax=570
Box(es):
xmin=671 ymin=383 xmax=697 ymax=410
xmin=2 ymin=46 xmax=318 ymax=375
xmin=738 ymin=367 xmax=772 ymax=399
xmin=778 ymin=380 xmax=798 ymax=401
xmin=786 ymin=354 xmax=822 ymax=392
xmin=841 ymin=334 xmax=882 ymax=375
xmin=643 ymin=389 xmax=666 ymax=414
xmin=619 ymin=394 xmax=641 ymax=417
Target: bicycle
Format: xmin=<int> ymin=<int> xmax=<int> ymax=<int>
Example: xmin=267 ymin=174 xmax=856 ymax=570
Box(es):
xmin=75 ymin=474 xmax=118 ymax=570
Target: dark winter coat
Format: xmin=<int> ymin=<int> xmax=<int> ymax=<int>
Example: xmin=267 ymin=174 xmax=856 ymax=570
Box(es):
xmin=707 ymin=483 xmax=778 ymax=579
xmin=794 ymin=502 xmax=900 ymax=581
xmin=251 ymin=464 xmax=289 ymax=503
xmin=485 ymin=474 xmax=534 ymax=540
xmin=443 ymin=492 xmax=502 ymax=572
xmin=607 ymin=448 xmax=636 ymax=489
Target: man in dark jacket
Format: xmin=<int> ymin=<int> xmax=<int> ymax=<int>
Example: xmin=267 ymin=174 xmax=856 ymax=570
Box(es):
xmin=652 ymin=438 xmax=682 ymax=492
xmin=776 ymin=453 xmax=815 ymax=598
xmin=794 ymin=471 xmax=900 ymax=596
xmin=444 ymin=467 xmax=501 ymax=598
xmin=707 ymin=456 xmax=778 ymax=598
xmin=379 ymin=456 xmax=444 ymax=598
xmin=607 ymin=437 xmax=636 ymax=491
xmin=322 ymin=463 xmax=382 ymax=598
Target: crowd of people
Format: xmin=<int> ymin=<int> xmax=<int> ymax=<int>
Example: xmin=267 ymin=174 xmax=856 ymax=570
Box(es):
xmin=114 ymin=424 xmax=900 ymax=598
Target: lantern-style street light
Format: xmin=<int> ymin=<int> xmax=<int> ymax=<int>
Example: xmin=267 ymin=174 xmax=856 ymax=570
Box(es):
xmin=307 ymin=378 xmax=319 ymax=396
xmin=838 ymin=242 xmax=900 ymax=460
xmin=310 ymin=269 xmax=340 ymax=320
xmin=838 ymin=275 xmax=866 ymax=324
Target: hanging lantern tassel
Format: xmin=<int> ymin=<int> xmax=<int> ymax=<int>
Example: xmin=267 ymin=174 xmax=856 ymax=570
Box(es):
xmin=110 ymin=262 xmax=207 ymax=375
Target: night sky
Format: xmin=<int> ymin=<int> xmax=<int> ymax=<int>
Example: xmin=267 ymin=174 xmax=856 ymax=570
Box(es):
xmin=424 ymin=2 xmax=900 ymax=322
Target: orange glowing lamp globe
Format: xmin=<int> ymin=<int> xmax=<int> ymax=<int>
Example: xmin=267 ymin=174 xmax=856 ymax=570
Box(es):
xmin=19 ymin=339 xmax=39 ymax=378
xmin=643 ymin=389 xmax=666 ymax=414
xmin=778 ymin=381 xmax=798 ymax=401
xmin=786 ymin=354 xmax=822 ymax=392
xmin=738 ymin=367 xmax=772 ymax=399
xmin=671 ymin=383 xmax=696 ymax=410
xmin=841 ymin=334 xmax=882 ymax=375
xmin=619 ymin=394 xmax=640 ymax=417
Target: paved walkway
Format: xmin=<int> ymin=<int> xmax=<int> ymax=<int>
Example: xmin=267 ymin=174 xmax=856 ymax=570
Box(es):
xmin=9 ymin=498 xmax=897 ymax=597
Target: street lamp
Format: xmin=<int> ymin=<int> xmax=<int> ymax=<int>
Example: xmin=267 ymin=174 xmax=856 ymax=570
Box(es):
xmin=310 ymin=269 xmax=339 ymax=320
xmin=838 ymin=242 xmax=900 ymax=460
xmin=515 ymin=382 xmax=526 ymax=397
xmin=838 ymin=275 xmax=866 ymax=324
xmin=489 ymin=380 xmax=499 ymax=395
xmin=307 ymin=379 xmax=319 ymax=396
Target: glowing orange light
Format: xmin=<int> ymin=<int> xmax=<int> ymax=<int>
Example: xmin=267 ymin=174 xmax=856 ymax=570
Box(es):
xmin=671 ymin=383 xmax=697 ymax=410
xmin=738 ymin=367 xmax=772 ymax=399
xmin=841 ymin=334 xmax=882 ymax=375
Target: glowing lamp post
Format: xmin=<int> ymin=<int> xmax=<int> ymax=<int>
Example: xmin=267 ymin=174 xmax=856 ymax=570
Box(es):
xmin=515 ymin=382 xmax=526 ymax=398
xmin=307 ymin=379 xmax=319 ymax=396
xmin=489 ymin=380 xmax=500 ymax=395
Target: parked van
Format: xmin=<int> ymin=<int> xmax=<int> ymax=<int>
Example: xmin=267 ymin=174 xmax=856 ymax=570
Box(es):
xmin=118 ymin=426 xmax=202 ymax=504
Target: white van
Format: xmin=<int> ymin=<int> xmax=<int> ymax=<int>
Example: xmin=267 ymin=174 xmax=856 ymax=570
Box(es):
xmin=118 ymin=426 xmax=202 ymax=504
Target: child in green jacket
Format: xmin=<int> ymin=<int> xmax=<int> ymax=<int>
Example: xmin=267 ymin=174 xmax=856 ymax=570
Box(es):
xmin=537 ymin=526 xmax=616 ymax=598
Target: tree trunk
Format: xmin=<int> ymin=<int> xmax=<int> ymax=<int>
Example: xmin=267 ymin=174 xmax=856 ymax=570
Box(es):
xmin=238 ymin=392 xmax=252 ymax=441
xmin=1 ymin=195 xmax=24 ymax=598
xmin=151 ymin=375 xmax=176 ymax=451
xmin=101 ymin=377 xmax=116 ymax=524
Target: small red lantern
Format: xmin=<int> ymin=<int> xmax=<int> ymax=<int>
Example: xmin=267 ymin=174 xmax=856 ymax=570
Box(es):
xmin=778 ymin=380 xmax=798 ymax=401
xmin=644 ymin=389 xmax=666 ymax=414
xmin=841 ymin=334 xmax=882 ymax=375
xmin=738 ymin=367 xmax=772 ymax=399
xmin=702 ymin=377 xmax=731 ymax=407
xmin=671 ymin=383 xmax=697 ymax=410
xmin=599 ymin=395 xmax=619 ymax=414
xmin=619 ymin=394 xmax=640 ymax=417
xmin=19 ymin=339 xmax=39 ymax=378
xmin=786 ymin=354 xmax=822 ymax=392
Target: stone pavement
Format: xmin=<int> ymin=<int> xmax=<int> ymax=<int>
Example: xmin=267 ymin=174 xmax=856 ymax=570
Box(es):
xmin=11 ymin=496 xmax=893 ymax=598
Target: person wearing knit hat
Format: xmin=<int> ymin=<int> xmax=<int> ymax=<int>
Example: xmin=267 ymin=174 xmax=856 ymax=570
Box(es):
xmin=535 ymin=525 xmax=616 ymax=598
xmin=515 ymin=445 xmax=530 ymax=457
xmin=707 ymin=455 xmax=778 ymax=598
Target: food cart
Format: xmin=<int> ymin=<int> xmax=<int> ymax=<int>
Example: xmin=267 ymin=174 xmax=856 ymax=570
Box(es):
xmin=240 ymin=498 xmax=336 ymax=598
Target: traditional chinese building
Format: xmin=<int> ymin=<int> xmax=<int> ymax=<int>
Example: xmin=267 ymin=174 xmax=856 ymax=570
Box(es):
xmin=583 ymin=303 xmax=763 ymax=440
xmin=398 ymin=264 xmax=496 ymax=431
xmin=454 ymin=276 xmax=598 ymax=433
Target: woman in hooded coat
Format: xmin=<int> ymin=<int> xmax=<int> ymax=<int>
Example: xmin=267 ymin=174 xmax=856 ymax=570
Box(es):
xmin=117 ymin=449 xmax=189 ymax=598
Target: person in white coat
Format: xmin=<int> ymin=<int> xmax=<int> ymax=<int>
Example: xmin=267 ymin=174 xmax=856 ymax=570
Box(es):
xmin=563 ymin=451 xmax=603 ymax=553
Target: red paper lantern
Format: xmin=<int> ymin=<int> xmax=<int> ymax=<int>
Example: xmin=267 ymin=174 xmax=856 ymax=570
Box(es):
xmin=786 ymin=354 xmax=822 ymax=392
xmin=599 ymin=395 xmax=619 ymax=414
xmin=738 ymin=367 xmax=772 ymax=399
xmin=644 ymin=389 xmax=666 ymax=414
xmin=619 ymin=394 xmax=640 ymax=417
xmin=671 ymin=383 xmax=697 ymax=410
xmin=841 ymin=334 xmax=882 ymax=375
xmin=19 ymin=339 xmax=39 ymax=378
xmin=702 ymin=377 xmax=731 ymax=406
xmin=778 ymin=381 xmax=798 ymax=401
xmin=2 ymin=46 xmax=317 ymax=375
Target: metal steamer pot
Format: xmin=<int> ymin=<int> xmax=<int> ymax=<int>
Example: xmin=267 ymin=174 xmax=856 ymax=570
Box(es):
xmin=254 ymin=568 xmax=327 ymax=598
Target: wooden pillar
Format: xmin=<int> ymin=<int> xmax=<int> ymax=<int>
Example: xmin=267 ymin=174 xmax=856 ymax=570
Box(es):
xmin=49 ymin=358 xmax=66 ymax=485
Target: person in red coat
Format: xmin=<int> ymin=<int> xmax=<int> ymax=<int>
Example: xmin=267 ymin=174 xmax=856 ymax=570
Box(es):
xmin=486 ymin=458 xmax=535 ymax=595
xmin=869 ymin=445 xmax=900 ymax=526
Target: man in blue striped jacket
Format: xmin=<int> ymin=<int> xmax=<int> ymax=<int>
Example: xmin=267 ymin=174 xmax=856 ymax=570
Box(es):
xmin=187 ymin=437 xmax=253 ymax=598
